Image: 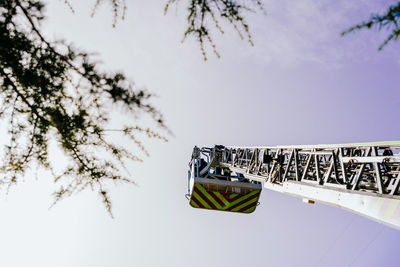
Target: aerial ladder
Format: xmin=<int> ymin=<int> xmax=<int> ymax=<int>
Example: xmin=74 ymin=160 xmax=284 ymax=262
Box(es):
xmin=187 ymin=141 xmax=400 ymax=230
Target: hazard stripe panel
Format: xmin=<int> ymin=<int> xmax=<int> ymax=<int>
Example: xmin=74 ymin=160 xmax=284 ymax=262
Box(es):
xmin=189 ymin=182 xmax=261 ymax=213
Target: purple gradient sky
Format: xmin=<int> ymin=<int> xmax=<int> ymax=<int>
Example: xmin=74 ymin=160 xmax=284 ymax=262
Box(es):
xmin=0 ymin=0 xmax=399 ymax=266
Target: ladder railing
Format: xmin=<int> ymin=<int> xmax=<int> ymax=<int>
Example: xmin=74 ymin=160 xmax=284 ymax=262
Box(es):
xmin=219 ymin=141 xmax=400 ymax=197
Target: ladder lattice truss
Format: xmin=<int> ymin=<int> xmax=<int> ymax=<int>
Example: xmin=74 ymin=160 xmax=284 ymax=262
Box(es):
xmin=218 ymin=141 xmax=400 ymax=229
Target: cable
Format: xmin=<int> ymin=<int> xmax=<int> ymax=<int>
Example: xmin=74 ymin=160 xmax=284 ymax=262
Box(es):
xmin=347 ymin=227 xmax=385 ymax=267
xmin=313 ymin=217 xmax=356 ymax=267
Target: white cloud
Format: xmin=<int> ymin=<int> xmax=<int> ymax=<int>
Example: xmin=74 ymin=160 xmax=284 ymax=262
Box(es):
xmin=226 ymin=0 xmax=396 ymax=68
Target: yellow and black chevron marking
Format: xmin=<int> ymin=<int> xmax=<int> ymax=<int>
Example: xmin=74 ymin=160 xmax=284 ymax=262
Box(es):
xmin=189 ymin=183 xmax=261 ymax=213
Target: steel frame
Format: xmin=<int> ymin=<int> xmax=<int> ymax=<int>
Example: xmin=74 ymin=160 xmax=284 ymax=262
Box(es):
xmin=219 ymin=142 xmax=400 ymax=197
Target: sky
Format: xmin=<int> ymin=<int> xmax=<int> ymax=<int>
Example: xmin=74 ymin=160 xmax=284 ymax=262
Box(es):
xmin=1 ymin=0 xmax=400 ymax=266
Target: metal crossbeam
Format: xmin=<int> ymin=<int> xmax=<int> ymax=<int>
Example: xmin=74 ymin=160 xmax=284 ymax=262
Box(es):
xmin=216 ymin=141 xmax=400 ymax=229
xmin=221 ymin=142 xmax=400 ymax=195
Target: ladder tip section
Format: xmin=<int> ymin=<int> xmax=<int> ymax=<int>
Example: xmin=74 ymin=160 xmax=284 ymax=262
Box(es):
xmin=189 ymin=143 xmax=400 ymax=230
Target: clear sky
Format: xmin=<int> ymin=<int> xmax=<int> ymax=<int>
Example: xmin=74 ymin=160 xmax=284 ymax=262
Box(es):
xmin=0 ymin=0 xmax=400 ymax=266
